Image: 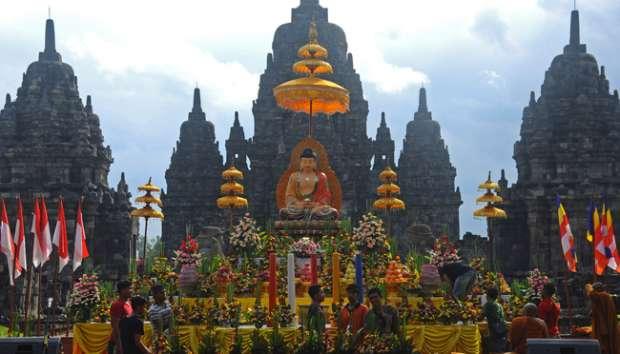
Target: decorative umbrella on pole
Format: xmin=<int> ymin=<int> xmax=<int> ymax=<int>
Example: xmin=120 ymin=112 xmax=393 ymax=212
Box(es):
xmin=217 ymin=165 xmax=248 ymax=231
xmin=473 ymin=171 xmax=507 ymax=271
xmin=273 ymin=21 xmax=350 ymax=137
xmin=373 ymin=166 xmax=405 ymax=237
xmin=131 ymin=177 xmax=164 ymax=275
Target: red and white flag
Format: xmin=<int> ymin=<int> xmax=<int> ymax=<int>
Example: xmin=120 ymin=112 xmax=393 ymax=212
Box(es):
xmin=31 ymin=197 xmax=52 ymax=269
xmin=1 ymin=199 xmax=21 ymax=285
xmin=14 ymin=198 xmax=27 ymax=277
xmin=596 ymin=208 xmax=620 ymax=273
xmin=52 ymin=199 xmax=69 ymax=272
xmin=73 ymin=200 xmax=89 ymax=271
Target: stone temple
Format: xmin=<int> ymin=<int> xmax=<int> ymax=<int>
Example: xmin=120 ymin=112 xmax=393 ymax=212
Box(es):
xmin=490 ymin=10 xmax=620 ymax=276
xmin=162 ymin=0 xmax=461 ymax=251
xmin=0 ymin=18 xmax=133 ymax=295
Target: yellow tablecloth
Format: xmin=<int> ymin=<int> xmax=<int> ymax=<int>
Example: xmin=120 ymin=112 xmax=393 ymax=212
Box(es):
xmin=72 ymin=322 xmax=480 ymax=354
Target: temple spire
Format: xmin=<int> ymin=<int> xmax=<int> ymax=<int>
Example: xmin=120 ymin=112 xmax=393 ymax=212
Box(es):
xmin=39 ymin=18 xmax=61 ymax=61
xmin=529 ymin=91 xmax=536 ymax=106
xmin=4 ymin=94 xmax=10 ymax=108
xmin=418 ymin=87 xmax=428 ymax=113
xmin=192 ymin=87 xmax=202 ymax=113
xmin=569 ymin=10 xmax=580 ymax=46
xmin=380 ymin=112 xmax=387 ymax=127
xmin=85 ymin=95 xmax=93 ymax=113
xmin=233 ymin=111 xmax=240 ymax=127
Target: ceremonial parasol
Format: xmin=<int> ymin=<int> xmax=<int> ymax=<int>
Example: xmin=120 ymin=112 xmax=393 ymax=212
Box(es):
xmin=373 ymin=166 xmax=405 ymax=235
xmin=473 ymin=171 xmax=507 ymax=270
xmin=131 ymin=177 xmax=164 ymax=275
xmin=273 ymin=21 xmax=350 ymax=137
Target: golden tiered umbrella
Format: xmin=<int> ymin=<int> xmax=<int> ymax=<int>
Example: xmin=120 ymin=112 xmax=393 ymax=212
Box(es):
xmin=131 ymin=177 xmax=164 ymax=275
xmin=473 ymin=171 xmax=506 ymax=270
xmin=217 ymin=165 xmax=248 ymax=230
xmin=273 ymin=21 xmax=350 ymax=137
xmin=374 ymin=166 xmax=406 ymax=235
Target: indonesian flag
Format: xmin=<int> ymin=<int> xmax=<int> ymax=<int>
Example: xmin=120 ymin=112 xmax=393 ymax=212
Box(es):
xmin=14 ymin=198 xmax=27 ymax=276
xmin=596 ymin=208 xmax=620 ymax=274
xmin=556 ymin=197 xmax=577 ymax=272
xmin=52 ymin=199 xmax=69 ymax=272
xmin=0 ymin=199 xmax=21 ymax=285
xmin=73 ymin=200 xmax=89 ymax=271
xmin=31 ymin=197 xmax=52 ymax=269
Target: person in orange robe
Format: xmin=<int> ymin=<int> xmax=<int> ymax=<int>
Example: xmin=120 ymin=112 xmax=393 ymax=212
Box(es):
xmin=586 ymin=283 xmax=619 ymax=354
xmin=509 ymin=303 xmax=549 ymax=354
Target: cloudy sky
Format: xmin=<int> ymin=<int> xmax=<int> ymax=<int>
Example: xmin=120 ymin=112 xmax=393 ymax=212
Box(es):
xmin=1 ymin=0 xmax=619 ymax=239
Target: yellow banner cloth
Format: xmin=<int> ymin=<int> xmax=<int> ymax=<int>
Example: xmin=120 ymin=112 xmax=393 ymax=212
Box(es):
xmin=72 ymin=322 xmax=480 ymax=354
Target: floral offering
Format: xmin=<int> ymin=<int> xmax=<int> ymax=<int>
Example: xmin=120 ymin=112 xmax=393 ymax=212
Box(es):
xmin=68 ymin=273 xmax=101 ymax=322
xmin=413 ymin=299 xmax=439 ymax=323
xmin=291 ymin=237 xmax=319 ymax=257
xmin=427 ymin=235 xmax=461 ymax=268
xmin=526 ymin=268 xmax=550 ymax=302
xmin=172 ymin=234 xmax=203 ymax=268
xmin=352 ymin=212 xmax=389 ymax=254
xmin=229 ymin=213 xmax=262 ymax=257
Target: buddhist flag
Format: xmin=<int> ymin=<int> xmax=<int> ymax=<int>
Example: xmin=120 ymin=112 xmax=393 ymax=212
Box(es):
xmin=595 ymin=205 xmax=609 ymax=275
xmin=73 ymin=200 xmax=89 ymax=271
xmin=0 ymin=199 xmax=21 ymax=285
xmin=557 ymin=197 xmax=577 ymax=272
xmin=31 ymin=197 xmax=52 ymax=269
xmin=52 ymin=199 xmax=69 ymax=272
xmin=596 ymin=208 xmax=620 ymax=273
xmin=14 ymin=198 xmax=27 ymax=276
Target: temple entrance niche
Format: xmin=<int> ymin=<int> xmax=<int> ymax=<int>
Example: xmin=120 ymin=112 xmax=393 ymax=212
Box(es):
xmin=274 ymin=137 xmax=342 ymax=238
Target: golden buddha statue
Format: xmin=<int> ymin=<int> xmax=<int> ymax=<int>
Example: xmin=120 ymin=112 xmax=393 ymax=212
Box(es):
xmin=279 ymin=148 xmax=339 ymax=220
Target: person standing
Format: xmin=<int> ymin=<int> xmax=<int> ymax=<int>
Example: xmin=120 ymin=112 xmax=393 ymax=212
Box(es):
xmin=509 ymin=303 xmax=549 ymax=354
xmin=538 ymin=283 xmax=560 ymax=337
xmin=307 ymin=285 xmax=326 ymax=334
xmin=482 ymin=287 xmax=507 ymax=354
xmin=363 ymin=287 xmax=400 ymax=335
xmin=109 ymin=280 xmax=133 ymax=354
xmin=586 ymin=283 xmax=618 ymax=354
xmin=438 ymin=262 xmax=476 ymax=300
xmin=120 ymin=296 xmax=152 ymax=354
xmin=148 ymin=285 xmax=173 ymax=348
xmin=339 ymin=284 xmax=368 ymax=334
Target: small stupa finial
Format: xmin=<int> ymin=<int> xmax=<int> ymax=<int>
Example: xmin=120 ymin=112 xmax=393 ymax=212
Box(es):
xmin=85 ymin=95 xmax=93 ymax=113
xmin=192 ymin=87 xmax=202 ymax=113
xmin=380 ymin=112 xmax=386 ymax=126
xmin=4 ymin=93 xmax=10 ymax=107
xmin=233 ymin=111 xmax=240 ymax=126
xmin=569 ymin=9 xmax=580 ymax=46
xmin=418 ymin=87 xmax=428 ymax=113
xmin=529 ymin=91 xmax=536 ymax=106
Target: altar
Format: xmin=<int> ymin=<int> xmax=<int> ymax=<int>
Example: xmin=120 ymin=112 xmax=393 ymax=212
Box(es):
xmin=72 ymin=322 xmax=481 ymax=354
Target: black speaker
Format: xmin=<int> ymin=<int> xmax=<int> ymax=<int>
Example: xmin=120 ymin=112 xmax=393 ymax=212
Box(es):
xmin=527 ymin=338 xmax=601 ymax=354
xmin=0 ymin=337 xmax=61 ymax=354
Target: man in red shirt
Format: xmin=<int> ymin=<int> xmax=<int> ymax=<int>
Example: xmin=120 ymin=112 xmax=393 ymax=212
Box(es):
xmin=339 ymin=284 xmax=368 ymax=334
xmin=109 ymin=280 xmax=133 ymax=354
xmin=538 ymin=283 xmax=560 ymax=337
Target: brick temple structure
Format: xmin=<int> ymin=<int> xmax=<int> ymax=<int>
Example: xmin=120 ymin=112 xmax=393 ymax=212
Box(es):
xmin=162 ymin=0 xmax=461 ymax=251
xmin=0 ymin=18 xmax=133 ymax=293
xmin=490 ymin=10 xmax=620 ymax=276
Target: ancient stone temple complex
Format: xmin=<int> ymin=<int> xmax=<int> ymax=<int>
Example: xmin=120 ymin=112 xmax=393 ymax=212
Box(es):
xmin=0 ymin=19 xmax=133 ymax=285
xmin=490 ymin=10 xmax=620 ymax=275
xmin=162 ymin=0 xmax=461 ymax=251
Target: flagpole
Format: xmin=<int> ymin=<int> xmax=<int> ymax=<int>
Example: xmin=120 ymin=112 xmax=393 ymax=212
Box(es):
xmin=563 ymin=269 xmax=574 ymax=329
xmin=35 ymin=266 xmax=42 ymax=336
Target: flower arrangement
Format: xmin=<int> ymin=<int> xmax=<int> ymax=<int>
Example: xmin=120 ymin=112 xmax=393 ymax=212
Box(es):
xmin=68 ymin=273 xmax=101 ymax=322
xmin=173 ymin=234 xmax=203 ymax=268
xmin=460 ymin=300 xmax=483 ymax=323
xmin=413 ymin=299 xmax=439 ymax=324
xmin=206 ymin=298 xmax=221 ymax=328
xmin=525 ymin=268 xmax=549 ymax=303
xmin=229 ymin=213 xmax=262 ymax=257
xmin=220 ymin=299 xmax=241 ymax=327
xmin=246 ymin=299 xmax=269 ymax=329
xmin=291 ymin=237 xmax=319 ymax=257
xmin=357 ymin=333 xmax=399 ymax=354
xmin=214 ymin=262 xmax=235 ymax=285
xmin=273 ymin=298 xmax=295 ymax=327
xmin=437 ymin=297 xmax=462 ymax=324
xmin=427 ymin=235 xmax=461 ymax=268
xmin=352 ymin=213 xmax=388 ymax=254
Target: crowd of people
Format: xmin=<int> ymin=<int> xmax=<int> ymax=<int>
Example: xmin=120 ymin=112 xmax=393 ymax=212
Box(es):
xmin=104 ymin=266 xmax=618 ymax=354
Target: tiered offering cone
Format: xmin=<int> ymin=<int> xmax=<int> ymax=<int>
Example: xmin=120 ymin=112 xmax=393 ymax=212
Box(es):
xmin=217 ymin=165 xmax=248 ymax=229
xmin=131 ymin=177 xmax=164 ymax=274
xmin=473 ymin=171 xmax=506 ymax=218
xmin=385 ymin=256 xmax=407 ymax=294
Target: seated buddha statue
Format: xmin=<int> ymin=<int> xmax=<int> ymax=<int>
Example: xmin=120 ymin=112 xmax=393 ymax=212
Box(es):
xmin=279 ymin=148 xmax=339 ymax=220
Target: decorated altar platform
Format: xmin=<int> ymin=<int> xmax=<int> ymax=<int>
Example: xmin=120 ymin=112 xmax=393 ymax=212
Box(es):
xmin=72 ymin=322 xmax=481 ymax=354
